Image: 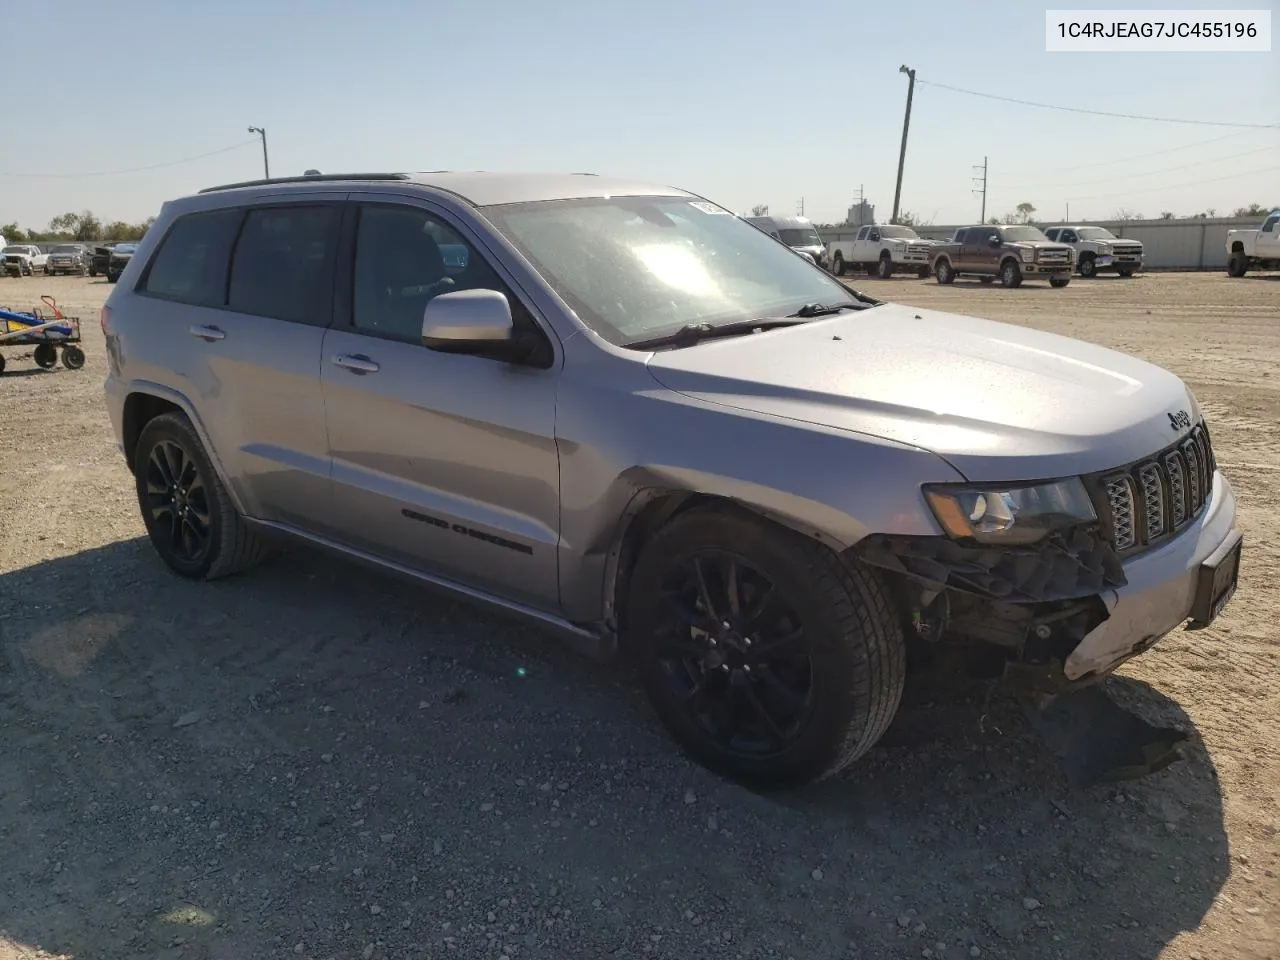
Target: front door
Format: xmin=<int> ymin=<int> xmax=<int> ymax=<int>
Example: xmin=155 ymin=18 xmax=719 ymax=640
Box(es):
xmin=319 ymin=197 xmax=562 ymax=612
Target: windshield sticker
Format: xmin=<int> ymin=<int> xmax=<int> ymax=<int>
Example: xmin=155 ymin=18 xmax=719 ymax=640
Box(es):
xmin=688 ymin=201 xmax=731 ymax=215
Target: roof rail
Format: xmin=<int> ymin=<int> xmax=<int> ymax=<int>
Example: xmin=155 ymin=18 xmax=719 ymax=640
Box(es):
xmin=198 ymin=172 xmax=411 ymax=194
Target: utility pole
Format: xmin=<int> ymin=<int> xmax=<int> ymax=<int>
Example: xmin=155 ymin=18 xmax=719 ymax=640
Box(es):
xmin=971 ymin=156 xmax=988 ymax=223
xmin=248 ymin=126 xmax=270 ymax=179
xmin=891 ymin=65 xmax=916 ymax=224
xmin=796 ymin=197 xmax=805 ymax=216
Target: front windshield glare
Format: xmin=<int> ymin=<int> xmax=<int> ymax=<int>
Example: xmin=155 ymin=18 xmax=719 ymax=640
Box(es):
xmin=1001 ymin=226 xmax=1049 ymax=242
xmin=483 ymin=197 xmax=854 ymax=346
xmin=1077 ymin=227 xmax=1117 ymax=240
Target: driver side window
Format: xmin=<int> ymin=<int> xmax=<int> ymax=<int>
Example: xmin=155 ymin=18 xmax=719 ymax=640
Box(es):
xmin=352 ymin=205 xmax=506 ymax=342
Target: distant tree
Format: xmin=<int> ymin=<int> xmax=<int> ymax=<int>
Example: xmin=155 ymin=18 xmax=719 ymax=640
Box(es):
xmin=1205 ymin=208 xmax=1217 ymax=218
xmin=987 ymin=217 xmax=1000 ymax=224
xmin=1160 ymin=211 xmax=1175 ymax=220
xmin=893 ymin=210 xmax=933 ymax=227
xmin=0 ymin=221 xmax=28 ymax=242
xmin=1232 ymin=203 xmax=1270 ymax=217
xmin=1015 ymin=202 xmax=1036 ymax=223
xmin=750 ymin=204 xmax=769 ymax=217
xmin=1112 ymin=208 xmax=1143 ymax=221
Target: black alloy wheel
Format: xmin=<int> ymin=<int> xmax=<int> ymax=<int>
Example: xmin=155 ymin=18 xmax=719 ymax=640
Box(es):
xmin=141 ymin=438 xmax=214 ymax=572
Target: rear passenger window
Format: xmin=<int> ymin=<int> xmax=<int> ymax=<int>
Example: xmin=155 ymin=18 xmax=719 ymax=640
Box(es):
xmin=142 ymin=209 xmax=242 ymax=307
xmin=228 ymin=206 xmax=339 ymax=325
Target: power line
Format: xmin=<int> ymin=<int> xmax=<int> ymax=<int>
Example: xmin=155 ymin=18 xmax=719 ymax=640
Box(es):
xmin=917 ymin=79 xmax=1280 ymax=129
xmin=1001 ymin=128 xmax=1272 ymax=178
xmin=1002 ymin=164 xmax=1279 ymax=204
xmin=998 ymin=143 xmax=1280 ymax=191
xmin=0 ymin=139 xmax=260 ymax=178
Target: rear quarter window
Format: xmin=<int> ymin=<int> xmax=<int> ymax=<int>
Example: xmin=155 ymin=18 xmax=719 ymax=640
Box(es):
xmin=141 ymin=209 xmax=243 ymax=307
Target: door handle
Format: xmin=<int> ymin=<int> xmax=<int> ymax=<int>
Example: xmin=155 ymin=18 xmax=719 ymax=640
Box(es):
xmin=189 ymin=324 xmax=226 ymax=342
xmin=332 ymin=354 xmax=379 ymax=374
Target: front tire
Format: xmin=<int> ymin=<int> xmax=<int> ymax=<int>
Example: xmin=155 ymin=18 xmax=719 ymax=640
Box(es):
xmin=134 ymin=412 xmax=272 ymax=581
xmin=33 ymin=343 xmax=58 ymax=369
xmin=61 ymin=345 xmax=85 ymax=369
xmin=1000 ymin=259 xmax=1023 ymax=288
xmin=1050 ymin=275 xmax=1071 ymax=288
xmin=876 ymin=254 xmax=894 ymax=279
xmin=935 ymin=259 xmax=955 ymax=284
xmin=626 ymin=508 xmax=906 ymax=788
xmin=1227 ymin=251 xmax=1248 ymax=277
xmin=1078 ymin=255 xmax=1097 ymax=278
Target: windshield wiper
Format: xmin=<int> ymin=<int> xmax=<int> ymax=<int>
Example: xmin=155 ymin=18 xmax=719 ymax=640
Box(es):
xmin=628 ymin=317 xmax=811 ymax=350
xmin=787 ymin=300 xmax=872 ymax=317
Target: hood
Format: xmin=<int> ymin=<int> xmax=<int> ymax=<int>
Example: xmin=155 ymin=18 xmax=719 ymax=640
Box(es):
xmin=1009 ymin=240 xmax=1070 ymax=251
xmin=644 ymin=302 xmax=1196 ymax=482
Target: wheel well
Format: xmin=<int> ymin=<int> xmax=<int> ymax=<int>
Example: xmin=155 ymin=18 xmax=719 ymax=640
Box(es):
xmin=122 ymin=393 xmax=182 ymax=474
xmin=1230 ymin=241 xmax=1245 ymax=253
xmin=609 ymin=492 xmax=805 ymax=646
xmin=1079 ymin=250 xmax=1095 ymax=259
xmin=1001 ymin=256 xmax=1020 ymax=269
xmin=879 ymin=250 xmax=892 ymax=259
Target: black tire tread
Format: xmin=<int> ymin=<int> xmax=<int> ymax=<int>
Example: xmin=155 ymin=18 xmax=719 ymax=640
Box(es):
xmin=632 ymin=505 xmax=905 ymax=785
xmin=136 ymin=412 xmax=273 ymax=580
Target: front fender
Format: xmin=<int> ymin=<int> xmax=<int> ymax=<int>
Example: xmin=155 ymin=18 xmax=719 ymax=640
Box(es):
xmin=553 ymin=361 xmax=963 ymax=623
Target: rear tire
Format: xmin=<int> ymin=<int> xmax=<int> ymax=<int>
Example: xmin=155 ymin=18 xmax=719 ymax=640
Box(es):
xmin=626 ymin=507 xmax=906 ymax=788
xmin=33 ymin=343 xmax=58 ymax=369
xmin=133 ymin=412 xmax=273 ymax=581
xmin=1000 ymin=259 xmax=1023 ymax=288
xmin=935 ymin=259 xmax=955 ymax=284
xmin=1227 ymin=251 xmax=1248 ymax=277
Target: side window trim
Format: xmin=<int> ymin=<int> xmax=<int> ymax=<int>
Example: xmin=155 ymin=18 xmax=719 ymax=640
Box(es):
xmin=337 ymin=195 xmax=559 ymax=367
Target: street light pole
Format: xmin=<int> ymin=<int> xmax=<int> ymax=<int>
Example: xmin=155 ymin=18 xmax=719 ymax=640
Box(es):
xmin=890 ymin=65 xmax=916 ymax=225
xmin=247 ymin=126 xmax=270 ymax=179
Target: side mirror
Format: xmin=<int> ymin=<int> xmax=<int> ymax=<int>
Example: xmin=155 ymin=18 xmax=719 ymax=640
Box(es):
xmin=868 ymin=231 xmax=880 ymax=242
xmin=422 ymin=289 xmax=514 ymax=352
xmin=988 ymin=235 xmax=1002 ymax=248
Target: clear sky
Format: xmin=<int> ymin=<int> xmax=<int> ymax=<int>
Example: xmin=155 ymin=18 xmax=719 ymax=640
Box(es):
xmin=2 ymin=0 xmax=1276 ymax=230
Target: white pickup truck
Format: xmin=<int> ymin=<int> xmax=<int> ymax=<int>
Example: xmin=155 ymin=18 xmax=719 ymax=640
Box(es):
xmin=826 ymin=224 xmax=935 ymax=279
xmin=1 ymin=243 xmax=49 ymax=277
xmin=1226 ymin=208 xmax=1280 ymax=277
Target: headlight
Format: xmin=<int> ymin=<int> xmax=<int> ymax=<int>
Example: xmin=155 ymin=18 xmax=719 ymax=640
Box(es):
xmin=1020 ymin=248 xmax=1034 ymax=263
xmin=923 ymin=479 xmax=1097 ymax=546
xmin=1097 ymin=244 xmax=1112 ymax=255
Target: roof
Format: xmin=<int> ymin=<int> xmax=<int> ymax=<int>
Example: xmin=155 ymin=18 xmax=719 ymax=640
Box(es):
xmin=198 ymin=171 xmax=697 ymax=207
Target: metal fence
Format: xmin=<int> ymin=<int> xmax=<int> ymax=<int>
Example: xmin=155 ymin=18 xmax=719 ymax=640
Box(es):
xmin=817 ymin=217 xmax=1261 ymax=270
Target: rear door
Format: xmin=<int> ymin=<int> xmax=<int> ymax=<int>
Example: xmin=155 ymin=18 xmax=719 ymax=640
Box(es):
xmin=318 ymin=195 xmax=562 ymax=611
xmin=963 ymin=226 xmax=997 ymax=272
xmin=132 ymin=194 xmax=343 ymax=531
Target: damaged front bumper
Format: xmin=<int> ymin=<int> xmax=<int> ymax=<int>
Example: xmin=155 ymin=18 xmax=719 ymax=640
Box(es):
xmin=854 ymin=472 xmax=1242 ymax=693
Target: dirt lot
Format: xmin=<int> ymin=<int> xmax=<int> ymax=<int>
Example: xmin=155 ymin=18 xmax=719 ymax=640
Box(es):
xmin=1 ymin=271 xmax=1277 ymax=960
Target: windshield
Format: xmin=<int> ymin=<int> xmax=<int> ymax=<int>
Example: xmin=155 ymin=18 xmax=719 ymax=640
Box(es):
xmin=777 ymin=227 xmax=822 ymax=247
xmin=1000 ymin=226 xmax=1049 ymax=242
xmin=483 ymin=196 xmax=857 ymax=347
xmin=51 ymin=245 xmax=81 ymax=253
xmin=1076 ymin=227 xmax=1117 ymax=241
xmin=878 ymin=225 xmax=919 ymax=239
xmin=2 ymin=246 xmax=28 ymax=254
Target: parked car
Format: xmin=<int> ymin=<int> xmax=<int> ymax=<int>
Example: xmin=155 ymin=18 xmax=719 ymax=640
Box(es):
xmin=45 ymin=243 xmax=92 ymax=276
xmin=89 ymin=241 xmax=122 ymax=278
xmin=744 ymin=215 xmax=827 ymax=269
xmin=106 ymin=242 xmax=139 ymax=283
xmin=1043 ymin=225 xmax=1144 ymax=278
xmin=102 ymin=171 xmax=1241 ymax=788
xmin=1226 ymin=208 xmax=1280 ymax=277
xmin=826 ymin=224 xmax=936 ymax=279
xmin=931 ymin=224 xmax=1074 ymax=287
xmin=2 ymin=244 xmax=49 ymax=277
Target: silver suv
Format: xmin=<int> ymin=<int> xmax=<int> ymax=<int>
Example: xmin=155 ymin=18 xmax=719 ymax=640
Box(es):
xmin=102 ymin=172 xmax=1243 ymax=788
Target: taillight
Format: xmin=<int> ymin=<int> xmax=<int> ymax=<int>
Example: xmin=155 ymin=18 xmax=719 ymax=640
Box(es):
xmin=100 ymin=305 xmax=111 ymax=336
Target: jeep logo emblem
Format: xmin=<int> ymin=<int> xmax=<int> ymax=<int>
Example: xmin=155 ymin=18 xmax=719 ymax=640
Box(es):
xmin=1168 ymin=410 xmax=1192 ymax=431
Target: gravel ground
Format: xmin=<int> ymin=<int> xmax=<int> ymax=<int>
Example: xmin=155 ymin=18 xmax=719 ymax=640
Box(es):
xmin=1 ymin=271 xmax=1277 ymax=960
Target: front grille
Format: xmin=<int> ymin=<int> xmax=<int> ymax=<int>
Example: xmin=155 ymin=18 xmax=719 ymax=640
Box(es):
xmin=1037 ymin=248 xmax=1070 ymax=263
xmin=1113 ymin=245 xmax=1142 ymax=256
xmin=1092 ymin=423 xmax=1216 ymax=554
xmin=906 ymin=244 xmax=932 ymax=258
